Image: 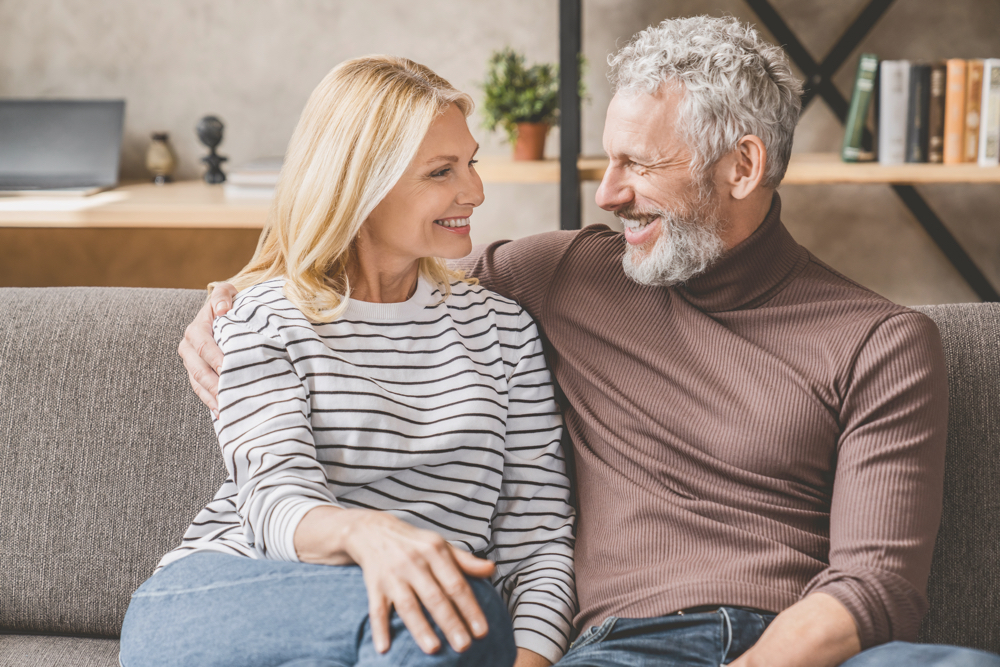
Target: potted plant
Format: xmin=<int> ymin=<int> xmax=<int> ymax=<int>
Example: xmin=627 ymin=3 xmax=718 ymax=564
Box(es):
xmin=481 ymin=48 xmax=561 ymax=160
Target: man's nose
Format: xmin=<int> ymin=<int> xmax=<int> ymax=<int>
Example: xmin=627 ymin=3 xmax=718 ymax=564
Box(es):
xmin=594 ymin=164 xmax=631 ymax=212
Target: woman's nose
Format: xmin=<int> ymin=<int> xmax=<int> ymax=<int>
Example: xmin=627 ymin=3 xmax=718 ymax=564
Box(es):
xmin=459 ymin=167 xmax=486 ymax=208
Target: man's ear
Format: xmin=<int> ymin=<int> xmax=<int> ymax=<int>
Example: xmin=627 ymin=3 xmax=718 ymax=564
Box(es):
xmin=723 ymin=135 xmax=767 ymax=200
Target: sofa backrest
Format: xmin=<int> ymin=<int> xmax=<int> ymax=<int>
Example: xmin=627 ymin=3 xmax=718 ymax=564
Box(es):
xmin=0 ymin=287 xmax=224 ymax=637
xmin=0 ymin=289 xmax=998 ymax=651
xmin=912 ymin=304 xmax=1000 ymax=653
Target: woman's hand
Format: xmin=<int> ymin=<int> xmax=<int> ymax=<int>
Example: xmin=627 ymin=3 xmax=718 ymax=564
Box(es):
xmin=178 ymin=282 xmax=238 ymax=414
xmin=295 ymin=506 xmax=496 ymax=656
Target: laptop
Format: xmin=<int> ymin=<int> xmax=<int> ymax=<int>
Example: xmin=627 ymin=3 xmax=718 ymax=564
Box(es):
xmin=0 ymin=99 xmax=125 ymax=195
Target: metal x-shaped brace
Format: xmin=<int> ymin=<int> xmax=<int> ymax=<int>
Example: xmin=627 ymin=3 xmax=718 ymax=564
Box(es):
xmin=745 ymin=0 xmax=999 ymax=301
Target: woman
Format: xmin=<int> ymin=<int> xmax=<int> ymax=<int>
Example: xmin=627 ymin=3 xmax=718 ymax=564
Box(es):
xmin=119 ymin=57 xmax=575 ymax=667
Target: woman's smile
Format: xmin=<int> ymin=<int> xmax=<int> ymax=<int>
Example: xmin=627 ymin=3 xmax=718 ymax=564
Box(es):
xmin=434 ymin=216 xmax=471 ymax=233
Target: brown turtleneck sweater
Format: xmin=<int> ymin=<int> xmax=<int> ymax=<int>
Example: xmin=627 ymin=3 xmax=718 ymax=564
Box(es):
xmin=456 ymin=194 xmax=948 ymax=650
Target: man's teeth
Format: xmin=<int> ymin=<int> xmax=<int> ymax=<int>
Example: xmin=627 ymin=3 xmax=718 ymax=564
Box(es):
xmin=621 ymin=217 xmax=656 ymax=231
xmin=434 ymin=218 xmax=470 ymax=228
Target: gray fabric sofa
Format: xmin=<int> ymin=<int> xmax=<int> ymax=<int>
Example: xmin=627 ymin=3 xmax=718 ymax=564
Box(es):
xmin=1 ymin=287 xmax=998 ymax=665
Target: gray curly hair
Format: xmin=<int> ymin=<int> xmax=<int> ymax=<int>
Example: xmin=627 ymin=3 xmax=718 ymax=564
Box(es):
xmin=609 ymin=16 xmax=803 ymax=188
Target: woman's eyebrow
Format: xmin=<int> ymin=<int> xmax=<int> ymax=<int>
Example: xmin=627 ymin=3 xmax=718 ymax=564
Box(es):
xmin=424 ymin=144 xmax=480 ymax=165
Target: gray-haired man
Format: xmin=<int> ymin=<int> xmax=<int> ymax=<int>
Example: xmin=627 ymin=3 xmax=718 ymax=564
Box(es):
xmin=182 ymin=16 xmax=1000 ymax=667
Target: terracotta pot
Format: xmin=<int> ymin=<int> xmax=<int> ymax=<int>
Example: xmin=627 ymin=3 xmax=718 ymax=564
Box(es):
xmin=513 ymin=122 xmax=550 ymax=160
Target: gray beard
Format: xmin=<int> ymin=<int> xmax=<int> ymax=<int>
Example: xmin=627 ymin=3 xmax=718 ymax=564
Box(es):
xmin=622 ymin=209 xmax=725 ymax=287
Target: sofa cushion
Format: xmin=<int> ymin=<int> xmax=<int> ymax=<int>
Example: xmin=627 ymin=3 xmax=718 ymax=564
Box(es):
xmin=0 ymin=635 xmax=119 ymax=667
xmin=913 ymin=304 xmax=1000 ymax=653
xmin=0 ymin=288 xmax=225 ymax=637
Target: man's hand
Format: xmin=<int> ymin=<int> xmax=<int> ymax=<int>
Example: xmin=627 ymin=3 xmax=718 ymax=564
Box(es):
xmin=178 ymin=282 xmax=238 ymax=415
xmin=730 ymin=593 xmax=861 ymax=667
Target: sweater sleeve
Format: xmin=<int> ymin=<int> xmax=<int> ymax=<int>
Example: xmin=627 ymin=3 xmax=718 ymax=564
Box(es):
xmin=486 ymin=311 xmax=577 ymax=663
xmin=450 ymin=230 xmax=578 ymax=323
xmin=802 ymin=311 xmax=948 ymax=648
xmin=212 ymin=302 xmax=340 ymax=561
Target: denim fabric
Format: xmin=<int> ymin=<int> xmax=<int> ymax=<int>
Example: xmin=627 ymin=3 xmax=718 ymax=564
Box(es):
xmin=558 ymin=607 xmax=776 ymax=666
xmin=557 ymin=608 xmax=1000 ymax=667
xmin=119 ymin=552 xmax=516 ymax=667
xmin=840 ymin=642 xmax=1000 ymax=667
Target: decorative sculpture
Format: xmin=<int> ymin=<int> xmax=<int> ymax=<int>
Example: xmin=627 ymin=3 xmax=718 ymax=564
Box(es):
xmin=196 ymin=115 xmax=227 ymax=184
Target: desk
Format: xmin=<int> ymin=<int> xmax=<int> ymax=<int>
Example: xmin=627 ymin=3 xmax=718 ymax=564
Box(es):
xmin=4 ymin=156 xmax=1000 ymax=290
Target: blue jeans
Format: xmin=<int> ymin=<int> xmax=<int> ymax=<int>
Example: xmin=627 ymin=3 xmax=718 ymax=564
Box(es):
xmin=119 ymin=552 xmax=516 ymax=667
xmin=557 ymin=608 xmax=1000 ymax=666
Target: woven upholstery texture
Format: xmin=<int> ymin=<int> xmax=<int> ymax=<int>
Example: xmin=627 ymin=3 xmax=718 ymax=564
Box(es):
xmin=912 ymin=304 xmax=1000 ymax=653
xmin=0 ymin=288 xmax=225 ymax=637
xmin=0 ymin=635 xmax=119 ymax=667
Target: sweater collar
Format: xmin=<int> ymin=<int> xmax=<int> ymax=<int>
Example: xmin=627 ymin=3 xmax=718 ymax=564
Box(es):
xmin=676 ymin=193 xmax=808 ymax=313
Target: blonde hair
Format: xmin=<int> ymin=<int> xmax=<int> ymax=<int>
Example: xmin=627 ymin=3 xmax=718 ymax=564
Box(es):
xmin=220 ymin=56 xmax=475 ymax=322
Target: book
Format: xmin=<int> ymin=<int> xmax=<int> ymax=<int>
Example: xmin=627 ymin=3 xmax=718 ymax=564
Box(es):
xmin=979 ymin=59 xmax=1000 ymax=167
xmin=964 ymin=60 xmax=984 ymax=162
xmin=842 ymin=53 xmax=879 ymax=162
xmin=927 ymin=63 xmax=946 ymax=163
xmin=879 ymin=60 xmax=910 ymax=165
xmin=905 ymin=64 xmax=931 ymax=163
xmin=943 ymin=59 xmax=967 ymax=164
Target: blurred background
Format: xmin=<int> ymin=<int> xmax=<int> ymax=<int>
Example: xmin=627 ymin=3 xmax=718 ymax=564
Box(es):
xmin=1 ymin=0 xmax=998 ymax=304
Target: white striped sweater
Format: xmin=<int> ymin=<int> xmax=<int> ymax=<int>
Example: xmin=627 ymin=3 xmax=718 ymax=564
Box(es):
xmin=159 ymin=276 xmax=577 ymax=662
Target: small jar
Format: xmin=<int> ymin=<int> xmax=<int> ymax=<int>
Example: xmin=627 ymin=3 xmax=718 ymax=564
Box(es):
xmin=146 ymin=132 xmax=176 ymax=185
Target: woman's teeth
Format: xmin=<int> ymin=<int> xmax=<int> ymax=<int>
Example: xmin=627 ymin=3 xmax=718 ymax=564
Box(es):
xmin=434 ymin=218 xmax=470 ymax=228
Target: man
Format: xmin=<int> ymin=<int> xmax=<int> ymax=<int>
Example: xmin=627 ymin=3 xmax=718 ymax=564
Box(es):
xmin=181 ymin=16 xmax=1000 ymax=667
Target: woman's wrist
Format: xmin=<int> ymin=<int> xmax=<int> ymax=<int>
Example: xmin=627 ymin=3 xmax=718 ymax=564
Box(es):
xmin=293 ymin=505 xmax=370 ymax=565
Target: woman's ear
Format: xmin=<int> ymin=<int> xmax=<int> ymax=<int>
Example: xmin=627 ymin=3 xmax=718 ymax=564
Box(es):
xmin=724 ymin=135 xmax=767 ymax=200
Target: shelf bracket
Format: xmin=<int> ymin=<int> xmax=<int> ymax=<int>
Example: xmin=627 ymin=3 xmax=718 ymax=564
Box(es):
xmin=745 ymin=0 xmax=999 ymax=302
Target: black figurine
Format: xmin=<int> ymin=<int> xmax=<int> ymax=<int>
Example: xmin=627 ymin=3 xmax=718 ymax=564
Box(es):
xmin=196 ymin=115 xmax=227 ymax=184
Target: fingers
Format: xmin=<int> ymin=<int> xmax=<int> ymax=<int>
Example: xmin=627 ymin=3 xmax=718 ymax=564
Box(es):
xmin=388 ymin=582 xmax=442 ymax=655
xmin=210 ymin=282 xmax=238 ymax=318
xmin=367 ymin=588 xmax=394 ymax=654
xmin=178 ymin=336 xmax=220 ymax=413
xmin=452 ymin=547 xmax=496 ymax=580
xmin=431 ymin=551 xmax=489 ymax=640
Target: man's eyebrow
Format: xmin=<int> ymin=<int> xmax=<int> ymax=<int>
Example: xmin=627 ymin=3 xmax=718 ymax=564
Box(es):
xmin=424 ymin=144 xmax=480 ymax=165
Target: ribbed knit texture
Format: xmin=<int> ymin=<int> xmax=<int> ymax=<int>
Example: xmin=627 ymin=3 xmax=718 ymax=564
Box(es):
xmin=455 ymin=194 xmax=949 ymax=649
xmin=158 ymin=277 xmax=576 ymax=662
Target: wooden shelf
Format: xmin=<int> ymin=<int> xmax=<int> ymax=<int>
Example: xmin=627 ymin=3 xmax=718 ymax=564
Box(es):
xmin=479 ymin=153 xmax=1000 ymax=185
xmin=3 ymin=154 xmax=999 ymax=229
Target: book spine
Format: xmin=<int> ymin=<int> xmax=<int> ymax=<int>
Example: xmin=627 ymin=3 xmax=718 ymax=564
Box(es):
xmin=842 ymin=54 xmax=879 ymax=162
xmin=927 ymin=63 xmax=946 ymax=163
xmin=979 ymin=59 xmax=1000 ymax=167
xmin=879 ymin=60 xmax=910 ymax=165
xmin=964 ymin=60 xmax=984 ymax=162
xmin=905 ymin=64 xmax=931 ymax=163
xmin=943 ymin=59 xmax=967 ymax=164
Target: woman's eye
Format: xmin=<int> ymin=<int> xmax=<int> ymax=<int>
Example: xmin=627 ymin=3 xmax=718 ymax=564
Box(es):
xmin=469 ymin=159 xmax=479 ymax=167
xmin=431 ymin=167 xmax=451 ymax=178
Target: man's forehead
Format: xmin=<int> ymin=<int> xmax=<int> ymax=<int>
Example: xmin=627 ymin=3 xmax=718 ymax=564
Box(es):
xmin=604 ymin=88 xmax=684 ymax=158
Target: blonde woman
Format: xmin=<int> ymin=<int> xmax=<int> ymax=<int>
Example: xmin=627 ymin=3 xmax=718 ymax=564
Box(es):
xmin=119 ymin=57 xmax=575 ymax=667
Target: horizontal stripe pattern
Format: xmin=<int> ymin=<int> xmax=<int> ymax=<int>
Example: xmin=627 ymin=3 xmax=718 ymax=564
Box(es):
xmin=159 ymin=277 xmax=576 ymax=662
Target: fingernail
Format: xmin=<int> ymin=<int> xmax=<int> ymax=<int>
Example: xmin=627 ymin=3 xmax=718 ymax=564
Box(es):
xmin=216 ymin=365 xmax=223 ymax=374
xmin=211 ymin=410 xmax=219 ymax=420
xmin=471 ymin=621 xmax=486 ymax=636
xmin=422 ymin=636 xmax=439 ymax=652
xmin=375 ymin=638 xmax=388 ymax=653
xmin=452 ymin=632 xmax=469 ymax=650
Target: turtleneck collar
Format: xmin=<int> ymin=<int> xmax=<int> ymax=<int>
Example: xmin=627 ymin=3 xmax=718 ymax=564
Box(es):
xmin=676 ymin=193 xmax=808 ymax=313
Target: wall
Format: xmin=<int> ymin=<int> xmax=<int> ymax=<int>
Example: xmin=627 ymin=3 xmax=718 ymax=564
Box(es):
xmin=1 ymin=0 xmax=998 ymax=303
